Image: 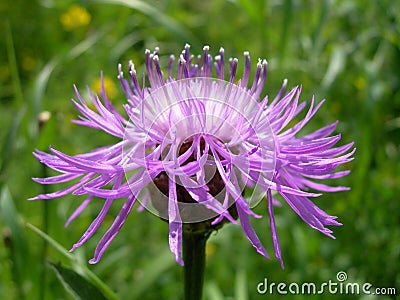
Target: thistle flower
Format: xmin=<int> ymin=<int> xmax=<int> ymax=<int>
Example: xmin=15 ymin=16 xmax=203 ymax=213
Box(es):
xmin=31 ymin=45 xmax=354 ymax=268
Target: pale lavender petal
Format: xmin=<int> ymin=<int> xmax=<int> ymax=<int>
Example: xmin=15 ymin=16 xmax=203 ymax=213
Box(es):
xmin=267 ymin=188 xmax=283 ymax=269
xmin=65 ymin=197 xmax=92 ymax=227
xmin=29 ymin=174 xmax=93 ymax=200
xmin=168 ymin=176 xmax=183 ymax=265
xmin=70 ymin=198 xmax=113 ymax=251
xmin=236 ymin=200 xmax=269 ymax=258
xmin=32 ymin=173 xmax=81 ymax=184
xmin=89 ymin=194 xmax=137 ymax=264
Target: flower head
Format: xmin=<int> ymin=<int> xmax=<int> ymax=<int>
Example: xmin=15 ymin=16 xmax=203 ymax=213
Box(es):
xmin=31 ymin=45 xmax=354 ymax=267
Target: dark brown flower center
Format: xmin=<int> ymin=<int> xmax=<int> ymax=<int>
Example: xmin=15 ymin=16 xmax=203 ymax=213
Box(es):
xmin=151 ymin=137 xmax=238 ymax=231
xmin=153 ymin=137 xmax=225 ymax=203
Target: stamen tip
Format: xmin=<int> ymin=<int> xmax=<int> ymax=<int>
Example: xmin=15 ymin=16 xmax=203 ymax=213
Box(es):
xmin=179 ymin=54 xmax=187 ymax=63
xmin=129 ymin=61 xmax=136 ymax=75
xmin=118 ymin=63 xmax=123 ymax=76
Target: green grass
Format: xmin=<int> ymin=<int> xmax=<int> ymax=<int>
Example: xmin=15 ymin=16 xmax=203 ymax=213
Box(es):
xmin=1 ymin=0 xmax=399 ymax=299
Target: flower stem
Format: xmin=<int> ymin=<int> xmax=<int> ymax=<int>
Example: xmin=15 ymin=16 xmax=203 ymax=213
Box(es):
xmin=183 ymin=228 xmax=209 ymax=300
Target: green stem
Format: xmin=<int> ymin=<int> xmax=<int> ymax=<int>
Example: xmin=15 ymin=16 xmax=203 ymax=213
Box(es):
xmin=183 ymin=229 xmax=209 ymax=300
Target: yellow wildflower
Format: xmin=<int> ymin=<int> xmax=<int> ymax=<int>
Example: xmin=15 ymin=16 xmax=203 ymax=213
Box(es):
xmin=60 ymin=5 xmax=91 ymax=31
xmin=92 ymin=76 xmax=118 ymax=100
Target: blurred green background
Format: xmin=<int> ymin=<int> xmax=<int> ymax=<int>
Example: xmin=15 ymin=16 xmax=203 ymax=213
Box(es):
xmin=0 ymin=0 xmax=399 ymax=299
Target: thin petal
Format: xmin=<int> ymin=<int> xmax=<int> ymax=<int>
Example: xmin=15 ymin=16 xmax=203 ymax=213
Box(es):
xmin=65 ymin=197 xmax=92 ymax=227
xmin=267 ymin=188 xmax=284 ymax=269
xmin=89 ymin=195 xmax=137 ymax=264
xmin=236 ymin=201 xmax=269 ymax=258
xmin=168 ymin=176 xmax=183 ymax=265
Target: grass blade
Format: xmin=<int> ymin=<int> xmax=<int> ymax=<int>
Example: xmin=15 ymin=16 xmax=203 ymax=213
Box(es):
xmin=25 ymin=223 xmax=120 ymax=300
xmin=33 ymin=30 xmax=105 ymax=117
xmin=0 ymin=186 xmax=36 ymax=299
xmin=5 ymin=21 xmax=23 ymax=108
xmin=205 ymin=281 xmax=225 ymax=300
xmin=234 ymin=268 xmax=248 ymax=300
xmin=123 ymin=248 xmax=176 ymax=299
xmin=89 ymin=0 xmax=200 ymax=48
xmin=50 ymin=262 xmax=109 ymax=300
xmin=0 ymin=106 xmax=25 ymax=185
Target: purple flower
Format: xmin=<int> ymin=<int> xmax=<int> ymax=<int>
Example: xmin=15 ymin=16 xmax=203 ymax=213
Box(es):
xmin=31 ymin=45 xmax=354 ymax=267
